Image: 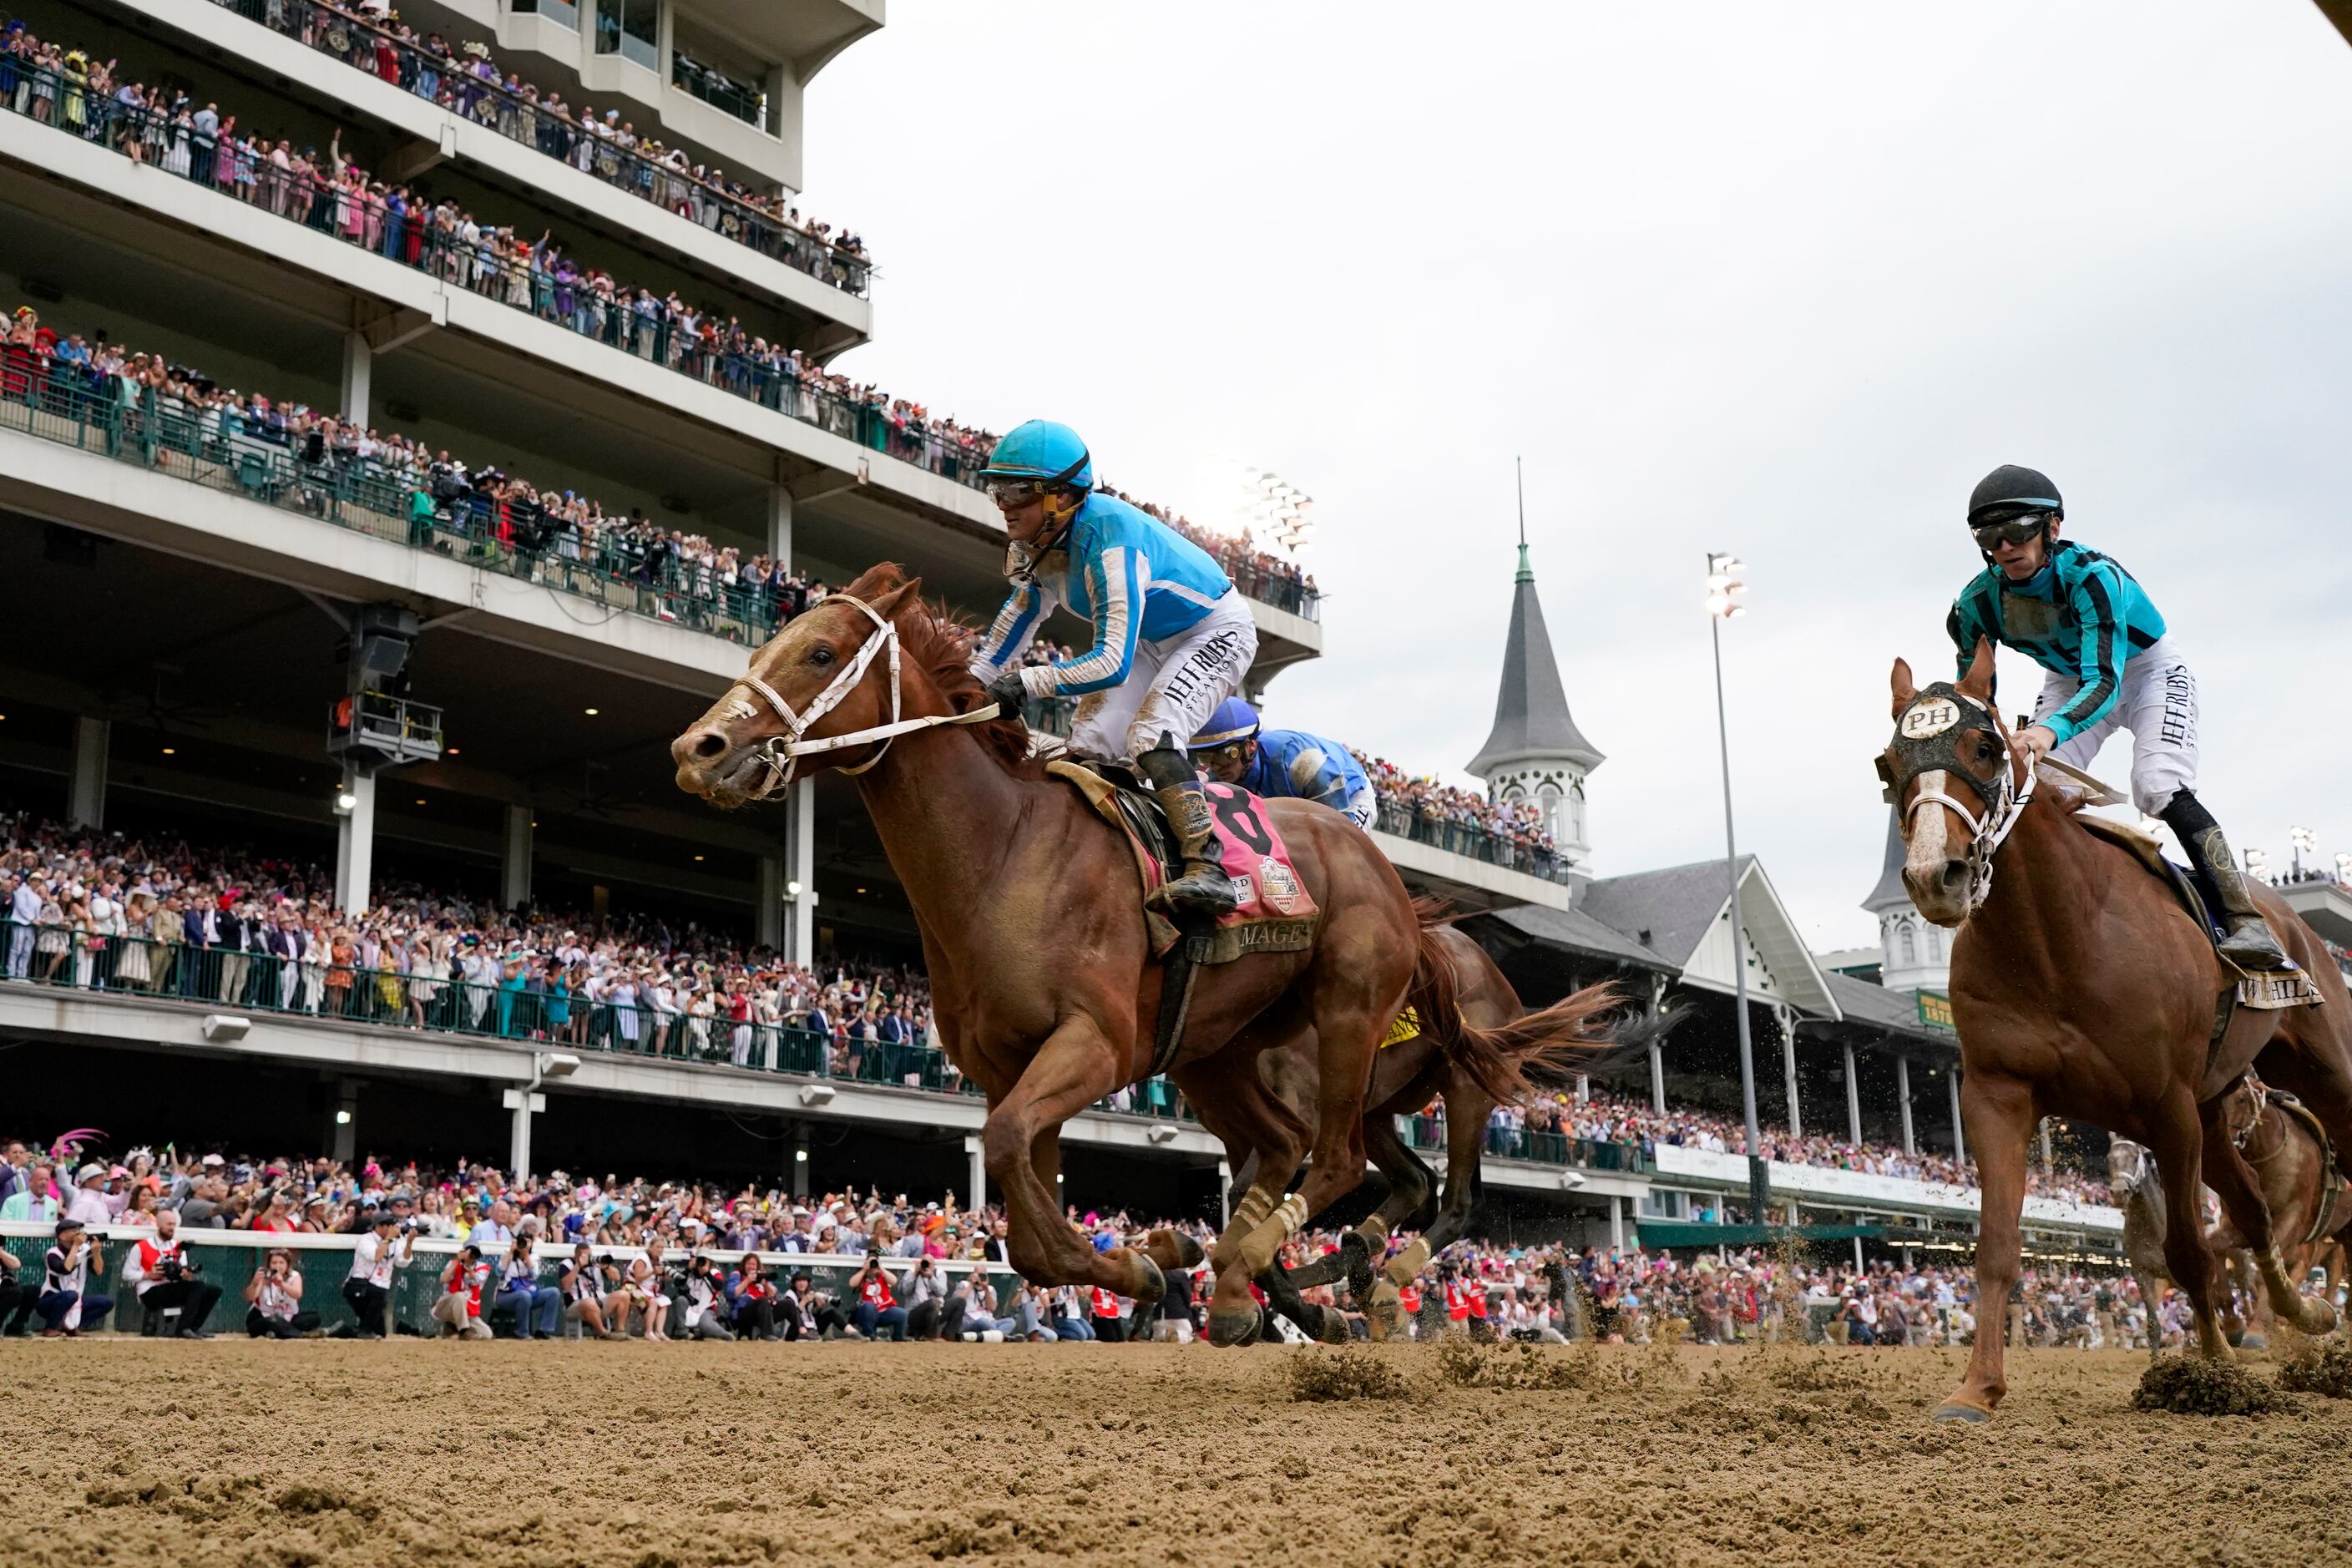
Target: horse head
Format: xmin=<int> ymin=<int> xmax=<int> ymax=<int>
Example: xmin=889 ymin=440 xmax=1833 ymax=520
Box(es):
xmin=670 ymin=566 xmax=933 ymax=808
xmin=2107 ymin=1136 xmax=2152 ymax=1204
xmin=1880 ymin=639 xmax=2021 ymax=927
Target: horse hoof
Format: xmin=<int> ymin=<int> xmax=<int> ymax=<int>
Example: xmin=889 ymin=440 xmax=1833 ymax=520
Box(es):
xmin=1130 ymin=1254 xmax=1166 ymax=1314
xmin=1314 ymin=1306 xmax=1351 ymax=1346
xmin=1930 ymin=1402 xmax=1993 ymax=1425
xmin=1340 ymin=1232 xmax=1375 ymax=1300
xmin=2237 ymin=1332 xmax=2269 ymax=1353
xmin=2298 ymin=1302 xmax=2339 ymax=1337
xmin=1151 ymin=1227 xmax=1205 ymax=1270
xmin=1209 ymin=1308 xmax=1262 ymax=1349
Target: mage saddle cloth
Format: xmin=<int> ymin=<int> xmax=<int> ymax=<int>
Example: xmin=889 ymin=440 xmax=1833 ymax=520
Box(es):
xmin=2072 ymin=813 xmax=2321 ymax=1012
xmin=1047 ymin=760 xmax=1320 ymax=965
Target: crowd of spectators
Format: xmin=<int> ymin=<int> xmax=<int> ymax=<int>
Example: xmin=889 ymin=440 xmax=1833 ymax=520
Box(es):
xmin=0 ymin=810 xmax=940 ymax=1081
xmin=1096 ymin=488 xmax=1318 ymax=619
xmin=1452 ymin=1079 xmax=2112 ymax=1208
xmin=1 ymin=1134 xmax=2241 ymax=1349
xmin=1353 ymin=749 xmax=1564 ymax=866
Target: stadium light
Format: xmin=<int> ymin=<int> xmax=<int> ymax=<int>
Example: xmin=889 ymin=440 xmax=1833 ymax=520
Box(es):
xmin=2244 ymin=846 xmax=2272 ymax=885
xmin=334 ymin=790 xmax=360 ymax=814
xmin=1704 ymin=549 xmax=1767 ymax=1229
xmin=2289 ymin=825 xmax=2315 ymax=877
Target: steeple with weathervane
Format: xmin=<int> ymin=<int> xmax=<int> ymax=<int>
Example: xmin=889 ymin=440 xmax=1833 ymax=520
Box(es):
xmin=1465 ymin=460 xmax=1605 ymax=868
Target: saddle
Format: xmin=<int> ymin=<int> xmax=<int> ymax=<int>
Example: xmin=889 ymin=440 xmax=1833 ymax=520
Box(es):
xmin=2070 ymin=811 xmax=2321 ymax=1013
xmin=1048 ymin=759 xmax=1323 ymax=1076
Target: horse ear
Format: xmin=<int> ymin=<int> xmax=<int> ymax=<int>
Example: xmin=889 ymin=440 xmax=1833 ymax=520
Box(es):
xmin=869 ymin=576 xmax=923 ymax=620
xmin=1889 ymin=658 xmax=1918 ymax=718
xmin=1958 ymin=638 xmax=1995 ymax=700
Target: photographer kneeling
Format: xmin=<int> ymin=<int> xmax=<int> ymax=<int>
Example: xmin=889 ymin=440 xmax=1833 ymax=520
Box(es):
xmin=130 ymin=1210 xmax=221 ymax=1338
xmin=341 ymin=1211 xmax=413 ymax=1338
xmin=243 ymin=1248 xmax=321 ymax=1338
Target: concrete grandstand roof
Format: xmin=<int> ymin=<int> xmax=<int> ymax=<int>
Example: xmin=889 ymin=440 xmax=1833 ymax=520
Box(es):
xmin=1483 ymin=901 xmax=1680 ymax=973
xmin=1820 ymin=971 xmax=1955 ymax=1051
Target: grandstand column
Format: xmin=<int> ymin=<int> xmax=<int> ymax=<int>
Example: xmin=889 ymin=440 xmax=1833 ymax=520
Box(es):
xmin=964 ymin=1135 xmax=985 ymax=1211
xmin=67 ymin=716 xmax=109 ymax=828
xmin=1608 ymin=1195 xmax=1625 ymax=1252
xmin=792 ymin=1127 xmax=810 ymax=1200
xmin=786 ymin=778 xmax=817 ymax=964
xmin=1776 ymin=1004 xmax=1801 ymax=1140
xmin=341 ymin=331 xmax=372 ymax=429
xmin=1646 ymin=974 xmax=1667 ymax=1114
xmin=328 ymin=1080 xmax=358 ymax=1165
xmin=334 ymin=772 xmax=377 ymax=914
xmin=502 ymin=805 xmax=533 ymax=910
xmin=766 ymin=479 xmax=793 ymax=567
xmin=1843 ymin=1043 xmax=1863 ymax=1146
xmin=1947 ymin=1069 xmax=1965 ymax=1162
xmin=1896 ymin=1056 xmax=1916 ymax=1154
xmin=756 ymin=856 xmax=785 ymax=951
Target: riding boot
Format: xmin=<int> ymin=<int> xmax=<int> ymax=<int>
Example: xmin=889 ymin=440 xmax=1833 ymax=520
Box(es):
xmin=2162 ymin=792 xmax=2289 ymax=971
xmin=1138 ymin=739 xmax=1241 ymax=919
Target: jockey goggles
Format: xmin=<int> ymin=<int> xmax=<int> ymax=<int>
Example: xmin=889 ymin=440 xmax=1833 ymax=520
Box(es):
xmin=987 ymin=478 xmax=1055 ymax=508
xmin=1969 ymin=512 xmax=2051 ymax=550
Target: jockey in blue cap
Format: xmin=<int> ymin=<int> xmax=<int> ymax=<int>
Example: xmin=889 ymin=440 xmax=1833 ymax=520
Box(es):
xmin=1949 ymin=463 xmax=2284 ymax=969
xmin=969 ymin=419 xmax=1259 ymax=918
xmin=1188 ymin=699 xmax=1378 ymax=831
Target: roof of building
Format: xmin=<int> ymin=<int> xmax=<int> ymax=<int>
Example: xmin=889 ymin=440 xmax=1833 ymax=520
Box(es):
xmin=1467 ymin=544 xmax=1603 ymax=779
xmin=1484 ymin=902 xmax=1680 ymax=974
xmin=1820 ymin=971 xmax=1955 ymax=1050
xmin=1573 ymin=856 xmax=1842 ymax=1019
xmin=1863 ymin=806 xmax=1909 ymax=912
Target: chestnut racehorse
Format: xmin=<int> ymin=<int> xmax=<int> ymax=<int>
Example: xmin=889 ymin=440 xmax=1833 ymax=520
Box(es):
xmin=1881 ymin=642 xmax=2352 ymax=1421
xmin=2214 ymin=1079 xmax=2352 ymax=1308
xmin=1257 ymin=918 xmax=1619 ymax=1341
xmin=671 ymin=566 xmax=1615 ymax=1343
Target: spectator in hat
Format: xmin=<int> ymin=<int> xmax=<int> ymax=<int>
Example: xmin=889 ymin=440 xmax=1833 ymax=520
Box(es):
xmin=63 ymin=1162 xmax=111 ymax=1228
xmin=38 ymin=1216 xmax=112 ymax=1335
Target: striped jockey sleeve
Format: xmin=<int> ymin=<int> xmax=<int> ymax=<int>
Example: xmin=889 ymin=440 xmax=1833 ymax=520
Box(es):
xmin=2044 ymin=559 xmax=2128 ymax=746
xmin=969 ymin=575 xmax=1045 ymax=680
xmin=1946 ymin=575 xmax=2001 ymax=685
xmin=1033 ymin=546 xmax=1146 ymax=698
xmin=1285 ymin=745 xmax=1348 ymax=808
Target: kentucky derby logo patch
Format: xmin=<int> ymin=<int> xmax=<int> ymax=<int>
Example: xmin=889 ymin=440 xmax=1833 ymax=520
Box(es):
xmin=1899 ymin=698 xmax=1961 ymax=740
xmin=1256 ymin=857 xmax=1303 ymax=915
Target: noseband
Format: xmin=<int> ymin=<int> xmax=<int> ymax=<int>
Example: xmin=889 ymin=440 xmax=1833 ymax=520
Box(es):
xmin=721 ymin=593 xmax=1004 ymax=799
xmin=1879 ymin=683 xmax=2036 ymax=918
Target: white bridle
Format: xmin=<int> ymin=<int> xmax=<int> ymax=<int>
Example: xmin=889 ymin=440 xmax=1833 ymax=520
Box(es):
xmin=1898 ymin=692 xmax=2036 ymax=918
xmin=719 ymin=593 xmax=1003 ymax=799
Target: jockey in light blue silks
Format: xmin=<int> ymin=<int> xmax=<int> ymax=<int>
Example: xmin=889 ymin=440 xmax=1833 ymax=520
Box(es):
xmin=969 ymin=420 xmax=1259 ymax=918
xmin=1189 ymin=698 xmax=1378 ymax=831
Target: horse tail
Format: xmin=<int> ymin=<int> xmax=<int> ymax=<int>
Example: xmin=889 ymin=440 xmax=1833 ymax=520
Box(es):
xmin=1407 ymin=900 xmax=1621 ymax=1106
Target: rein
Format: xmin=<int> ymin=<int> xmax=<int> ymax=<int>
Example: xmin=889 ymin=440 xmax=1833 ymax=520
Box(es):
xmin=723 ymin=593 xmax=1004 ymax=799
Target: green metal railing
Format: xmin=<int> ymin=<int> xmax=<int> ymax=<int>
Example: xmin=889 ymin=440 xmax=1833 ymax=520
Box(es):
xmin=195 ymin=0 xmax=872 ymax=293
xmin=1373 ymin=801 xmax=1572 ymax=885
xmin=1403 ymin=1112 xmax=1646 ymax=1173
xmin=0 ymin=372 xmax=780 ymax=645
xmin=0 ymin=917 xmax=1190 ymax=1116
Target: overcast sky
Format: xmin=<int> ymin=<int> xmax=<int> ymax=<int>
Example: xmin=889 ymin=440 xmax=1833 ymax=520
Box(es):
xmin=807 ymin=3 xmax=2352 ymax=952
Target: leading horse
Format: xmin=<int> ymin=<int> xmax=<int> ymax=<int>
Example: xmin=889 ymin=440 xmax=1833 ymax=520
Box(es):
xmin=1880 ymin=642 xmax=2352 ymax=1420
xmin=670 ymin=565 xmax=1616 ymax=1343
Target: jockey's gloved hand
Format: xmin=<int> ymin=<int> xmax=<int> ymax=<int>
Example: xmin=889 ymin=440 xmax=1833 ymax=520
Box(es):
xmin=984 ymin=669 xmax=1029 ymax=719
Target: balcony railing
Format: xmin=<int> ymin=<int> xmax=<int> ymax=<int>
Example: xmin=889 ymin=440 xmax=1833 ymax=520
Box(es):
xmin=0 ymin=372 xmax=783 ymax=645
xmin=672 ymin=55 xmax=766 ymax=129
xmin=1373 ymin=801 xmax=1571 ymax=885
xmin=1402 ymin=1113 xmax=1646 ymax=1174
xmin=193 ymin=0 xmax=871 ymax=294
xmin=0 ymin=918 xmax=1196 ymax=1119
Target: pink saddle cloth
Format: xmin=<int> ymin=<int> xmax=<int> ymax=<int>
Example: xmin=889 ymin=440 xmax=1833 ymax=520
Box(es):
xmin=1048 ymin=765 xmax=1320 ymax=964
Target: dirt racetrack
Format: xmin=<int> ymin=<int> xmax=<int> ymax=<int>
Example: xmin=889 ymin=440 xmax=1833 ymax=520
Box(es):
xmin=6 ymin=1338 xmax=2351 ymax=1566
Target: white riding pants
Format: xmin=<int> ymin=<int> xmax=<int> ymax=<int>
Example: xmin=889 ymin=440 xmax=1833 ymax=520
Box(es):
xmin=2029 ymin=635 xmax=2197 ymax=816
xmin=1070 ymin=592 xmax=1258 ymax=762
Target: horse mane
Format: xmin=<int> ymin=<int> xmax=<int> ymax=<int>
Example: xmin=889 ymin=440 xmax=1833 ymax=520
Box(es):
xmin=842 ymin=563 xmax=1039 ymax=775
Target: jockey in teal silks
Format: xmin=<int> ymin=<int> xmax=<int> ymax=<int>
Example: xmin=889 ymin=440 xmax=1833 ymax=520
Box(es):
xmin=969 ymin=420 xmax=1259 ymax=918
xmin=1947 ymin=464 xmax=2286 ymax=969
xmin=1188 ymin=698 xmax=1378 ymax=830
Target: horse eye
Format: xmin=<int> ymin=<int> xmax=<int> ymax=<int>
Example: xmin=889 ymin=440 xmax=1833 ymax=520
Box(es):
xmin=810 ymin=645 xmax=835 ymax=667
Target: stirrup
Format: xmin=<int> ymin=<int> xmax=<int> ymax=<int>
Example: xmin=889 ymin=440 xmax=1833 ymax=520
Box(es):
xmin=2219 ymin=919 xmax=2290 ymax=972
xmin=1154 ymin=862 xmax=1238 ymax=917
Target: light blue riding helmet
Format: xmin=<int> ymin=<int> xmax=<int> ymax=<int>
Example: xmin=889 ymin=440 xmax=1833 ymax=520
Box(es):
xmin=982 ymin=419 xmax=1094 ymax=491
xmin=1190 ymin=697 xmax=1262 ymax=751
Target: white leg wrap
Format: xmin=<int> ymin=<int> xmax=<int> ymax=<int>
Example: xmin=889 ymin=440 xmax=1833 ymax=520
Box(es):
xmin=1383 ymin=1237 xmax=1432 ymax=1288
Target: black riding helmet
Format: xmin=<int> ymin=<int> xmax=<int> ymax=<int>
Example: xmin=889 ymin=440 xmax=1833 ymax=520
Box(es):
xmin=1966 ymin=465 xmax=2062 ymax=527
xmin=1966 ymin=464 xmax=2062 ymax=565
